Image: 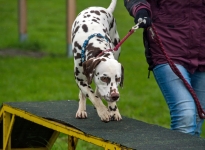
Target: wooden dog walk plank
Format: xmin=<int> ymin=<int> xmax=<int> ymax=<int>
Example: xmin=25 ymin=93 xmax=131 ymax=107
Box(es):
xmin=1 ymin=100 xmax=205 ymax=150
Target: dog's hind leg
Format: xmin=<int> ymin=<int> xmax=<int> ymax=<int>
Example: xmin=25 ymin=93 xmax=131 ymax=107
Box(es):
xmin=76 ymin=90 xmax=87 ymax=118
xmin=109 ymin=19 xmax=121 ymax=60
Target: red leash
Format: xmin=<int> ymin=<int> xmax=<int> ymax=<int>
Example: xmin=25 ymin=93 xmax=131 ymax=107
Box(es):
xmin=97 ymin=24 xmax=138 ymax=56
xmin=113 ymin=29 xmax=135 ymax=51
xmin=151 ymin=23 xmax=205 ymax=119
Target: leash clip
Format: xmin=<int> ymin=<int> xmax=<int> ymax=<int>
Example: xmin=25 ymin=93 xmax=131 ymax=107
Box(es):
xmin=132 ymin=24 xmax=140 ymax=31
xmin=131 ymin=18 xmax=145 ymax=31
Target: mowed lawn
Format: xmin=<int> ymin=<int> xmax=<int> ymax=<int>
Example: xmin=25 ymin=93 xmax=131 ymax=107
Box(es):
xmin=0 ymin=0 xmax=204 ymax=149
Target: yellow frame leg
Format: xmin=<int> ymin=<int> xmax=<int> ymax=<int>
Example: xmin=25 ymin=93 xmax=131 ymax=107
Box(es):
xmin=3 ymin=112 xmax=15 ymax=150
xmin=68 ymin=135 xmax=78 ymax=150
xmin=47 ymin=131 xmax=60 ymax=150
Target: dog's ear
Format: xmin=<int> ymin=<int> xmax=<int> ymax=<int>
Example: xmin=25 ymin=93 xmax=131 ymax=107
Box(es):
xmin=83 ymin=59 xmax=101 ymax=85
xmin=120 ymin=65 xmax=124 ymax=88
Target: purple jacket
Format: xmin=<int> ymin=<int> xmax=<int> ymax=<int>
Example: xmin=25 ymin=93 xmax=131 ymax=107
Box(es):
xmin=124 ymin=0 xmax=205 ymax=73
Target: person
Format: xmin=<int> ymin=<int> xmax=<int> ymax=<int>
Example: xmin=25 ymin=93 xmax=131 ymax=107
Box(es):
xmin=124 ymin=0 xmax=205 ymax=136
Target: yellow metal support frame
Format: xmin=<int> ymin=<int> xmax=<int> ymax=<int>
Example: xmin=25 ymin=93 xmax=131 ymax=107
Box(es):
xmin=0 ymin=104 xmax=130 ymax=150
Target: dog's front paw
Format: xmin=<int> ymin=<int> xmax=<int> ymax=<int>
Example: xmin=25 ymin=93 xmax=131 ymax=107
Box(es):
xmin=76 ymin=110 xmax=87 ymax=119
xmin=110 ymin=110 xmax=122 ymax=121
xmin=109 ymin=106 xmax=122 ymax=121
xmin=97 ymin=106 xmax=111 ymax=122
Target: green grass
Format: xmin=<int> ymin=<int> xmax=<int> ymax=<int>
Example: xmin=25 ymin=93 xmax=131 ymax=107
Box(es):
xmin=0 ymin=0 xmax=204 ymax=149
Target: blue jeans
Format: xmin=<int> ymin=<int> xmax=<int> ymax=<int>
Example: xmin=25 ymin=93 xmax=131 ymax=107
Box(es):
xmin=153 ymin=64 xmax=205 ymax=136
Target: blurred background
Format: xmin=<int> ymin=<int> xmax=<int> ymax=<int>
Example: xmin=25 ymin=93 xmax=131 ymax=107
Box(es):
xmin=0 ymin=0 xmax=204 ymax=149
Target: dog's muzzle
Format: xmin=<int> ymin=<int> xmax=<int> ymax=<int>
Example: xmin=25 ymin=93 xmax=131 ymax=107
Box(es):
xmin=111 ymin=93 xmax=119 ymax=101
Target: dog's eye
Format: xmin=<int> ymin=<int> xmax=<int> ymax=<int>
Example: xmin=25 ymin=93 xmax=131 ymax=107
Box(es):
xmin=100 ymin=77 xmax=108 ymax=82
xmin=116 ymin=77 xmax=121 ymax=83
xmin=100 ymin=76 xmax=110 ymax=84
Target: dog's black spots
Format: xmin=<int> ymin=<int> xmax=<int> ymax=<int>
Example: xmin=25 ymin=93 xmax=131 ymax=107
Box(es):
xmin=103 ymin=53 xmax=111 ymax=58
xmin=73 ymin=21 xmax=79 ymax=29
xmin=103 ymin=28 xmax=108 ymax=34
xmin=80 ymin=81 xmax=88 ymax=87
xmin=108 ymin=13 xmax=111 ymax=18
xmin=107 ymin=77 xmax=111 ymax=85
xmin=71 ymin=26 xmax=78 ymax=41
xmin=72 ymin=47 xmax=77 ymax=53
xmin=96 ymin=39 xmax=103 ymax=43
xmin=73 ymin=26 xmax=80 ymax=34
xmin=90 ymin=90 xmax=94 ymax=93
xmin=100 ymin=10 xmax=108 ymax=18
xmin=95 ymin=11 xmax=100 ymax=15
xmin=95 ymin=17 xmax=100 ymax=20
xmin=103 ymin=28 xmax=106 ymax=33
xmin=114 ymin=38 xmax=119 ymax=47
xmin=100 ymin=58 xmax=106 ymax=62
xmin=95 ymin=96 xmax=99 ymax=98
xmin=76 ymin=77 xmax=83 ymax=82
xmin=74 ymin=41 xmax=82 ymax=49
xmin=79 ymin=62 xmax=82 ymax=67
xmin=115 ymin=75 xmax=117 ymax=77
xmin=109 ymin=105 xmax=117 ymax=111
xmin=92 ymin=19 xmax=99 ymax=24
xmin=75 ymin=67 xmax=80 ymax=76
xmin=86 ymin=43 xmax=103 ymax=59
xmin=74 ymin=52 xmax=81 ymax=60
xmin=86 ymin=43 xmax=95 ymax=51
xmin=71 ymin=34 xmax=75 ymax=42
xmin=82 ymin=24 xmax=88 ymax=32
xmin=73 ymin=21 xmax=78 ymax=29
xmin=109 ymin=18 xmax=115 ymax=30
xmin=105 ymin=35 xmax=111 ymax=43
xmin=86 ymin=94 xmax=89 ymax=98
xmin=95 ymin=72 xmax=100 ymax=77
xmin=110 ymin=88 xmax=113 ymax=96
xmin=88 ymin=85 xmax=92 ymax=89
xmin=90 ymin=10 xmax=100 ymax=15
xmin=100 ymin=10 xmax=107 ymax=14
xmin=87 ymin=14 xmax=91 ymax=17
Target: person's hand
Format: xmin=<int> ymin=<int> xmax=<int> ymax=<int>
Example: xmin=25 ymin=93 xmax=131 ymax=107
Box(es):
xmin=135 ymin=9 xmax=151 ymax=28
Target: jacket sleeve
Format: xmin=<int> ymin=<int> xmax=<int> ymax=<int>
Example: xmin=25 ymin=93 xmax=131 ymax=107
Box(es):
xmin=124 ymin=0 xmax=151 ymax=18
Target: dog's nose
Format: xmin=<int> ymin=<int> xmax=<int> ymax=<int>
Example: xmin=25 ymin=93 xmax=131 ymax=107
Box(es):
xmin=111 ymin=93 xmax=119 ymax=101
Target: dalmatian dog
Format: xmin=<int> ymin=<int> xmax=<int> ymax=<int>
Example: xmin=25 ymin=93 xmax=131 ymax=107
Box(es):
xmin=71 ymin=0 xmax=124 ymax=122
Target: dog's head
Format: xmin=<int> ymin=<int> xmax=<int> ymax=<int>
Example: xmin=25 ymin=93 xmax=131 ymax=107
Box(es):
xmin=83 ymin=57 xmax=124 ymax=102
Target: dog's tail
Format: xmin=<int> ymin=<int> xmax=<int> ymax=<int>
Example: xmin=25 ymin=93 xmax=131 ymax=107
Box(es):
xmin=107 ymin=0 xmax=117 ymax=13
